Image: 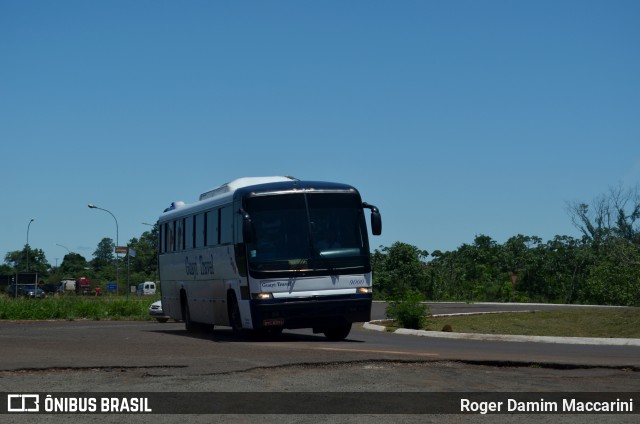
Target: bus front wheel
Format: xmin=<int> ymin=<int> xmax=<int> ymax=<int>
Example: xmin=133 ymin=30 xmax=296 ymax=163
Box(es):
xmin=228 ymin=294 xmax=243 ymax=336
xmin=323 ymin=323 xmax=352 ymax=341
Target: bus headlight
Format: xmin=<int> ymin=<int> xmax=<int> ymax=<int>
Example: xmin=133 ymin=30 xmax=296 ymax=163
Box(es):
xmin=252 ymin=293 xmax=273 ymax=300
xmin=356 ymin=287 xmax=371 ymax=294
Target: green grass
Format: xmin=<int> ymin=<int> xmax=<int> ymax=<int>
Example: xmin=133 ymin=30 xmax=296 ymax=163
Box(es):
xmin=381 ymin=307 xmax=640 ymax=338
xmin=0 ymin=294 xmax=158 ymax=321
xmin=4 ymin=296 xmax=640 ymax=339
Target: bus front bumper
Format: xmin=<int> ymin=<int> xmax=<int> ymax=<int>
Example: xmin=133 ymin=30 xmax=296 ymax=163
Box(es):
xmin=249 ymin=294 xmax=372 ymax=330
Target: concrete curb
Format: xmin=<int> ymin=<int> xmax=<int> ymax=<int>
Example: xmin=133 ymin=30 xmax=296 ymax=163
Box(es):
xmin=363 ymin=322 xmax=640 ymax=346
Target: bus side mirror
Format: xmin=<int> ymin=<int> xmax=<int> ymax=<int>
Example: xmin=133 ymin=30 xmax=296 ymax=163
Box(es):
xmin=371 ymin=210 xmax=382 ymax=236
xmin=363 ymin=202 xmax=382 ymax=236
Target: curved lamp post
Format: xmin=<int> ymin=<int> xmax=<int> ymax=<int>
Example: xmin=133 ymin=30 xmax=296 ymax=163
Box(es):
xmin=88 ymin=203 xmax=119 ymax=294
xmin=56 ymin=243 xmax=71 ymax=254
xmin=56 ymin=244 xmax=72 ymax=269
xmin=26 ymin=218 xmax=35 ymax=271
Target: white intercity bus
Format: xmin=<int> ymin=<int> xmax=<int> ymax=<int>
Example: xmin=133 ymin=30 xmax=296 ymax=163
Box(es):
xmin=157 ymin=176 xmax=382 ymax=340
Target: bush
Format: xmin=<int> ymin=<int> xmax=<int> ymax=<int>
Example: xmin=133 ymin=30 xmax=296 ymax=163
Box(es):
xmin=385 ymin=288 xmax=430 ymax=329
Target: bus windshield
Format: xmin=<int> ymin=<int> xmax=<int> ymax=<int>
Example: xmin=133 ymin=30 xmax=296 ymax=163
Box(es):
xmin=245 ymin=192 xmax=371 ymax=277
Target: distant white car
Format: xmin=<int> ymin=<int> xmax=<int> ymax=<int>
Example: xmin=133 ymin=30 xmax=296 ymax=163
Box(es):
xmin=148 ymin=300 xmax=170 ymax=323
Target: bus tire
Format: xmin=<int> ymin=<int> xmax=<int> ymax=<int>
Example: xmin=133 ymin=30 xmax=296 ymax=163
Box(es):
xmin=181 ymin=294 xmax=195 ymax=333
xmin=227 ymin=293 xmax=243 ymax=336
xmin=323 ymin=323 xmax=352 ymax=341
xmin=257 ymin=326 xmax=283 ymax=339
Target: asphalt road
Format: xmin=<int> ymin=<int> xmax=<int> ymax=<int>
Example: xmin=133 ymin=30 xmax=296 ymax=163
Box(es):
xmin=1 ymin=303 xmax=639 ymax=423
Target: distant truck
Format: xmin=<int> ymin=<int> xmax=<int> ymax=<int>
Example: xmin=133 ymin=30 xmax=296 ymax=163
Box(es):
xmin=59 ymin=279 xmax=76 ymax=293
xmin=75 ymin=277 xmax=92 ymax=295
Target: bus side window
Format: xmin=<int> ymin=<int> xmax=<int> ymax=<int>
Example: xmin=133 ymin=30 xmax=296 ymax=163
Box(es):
xmin=220 ymin=206 xmax=233 ymax=244
xmin=176 ymin=219 xmax=183 ymax=251
xmin=206 ymin=210 xmax=219 ymax=246
xmin=168 ymin=221 xmax=175 ymax=252
xmin=185 ymin=216 xmax=193 ymax=250
xmin=195 ymin=213 xmax=205 ymax=247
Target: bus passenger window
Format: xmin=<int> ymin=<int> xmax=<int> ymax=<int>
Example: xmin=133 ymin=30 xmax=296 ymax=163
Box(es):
xmin=195 ymin=213 xmax=205 ymax=247
xmin=220 ymin=206 xmax=233 ymax=244
xmin=168 ymin=221 xmax=175 ymax=252
xmin=206 ymin=210 xmax=219 ymax=246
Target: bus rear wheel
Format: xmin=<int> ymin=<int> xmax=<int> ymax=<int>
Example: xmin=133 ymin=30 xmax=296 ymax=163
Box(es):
xmin=323 ymin=323 xmax=352 ymax=341
xmin=181 ymin=295 xmax=195 ymax=333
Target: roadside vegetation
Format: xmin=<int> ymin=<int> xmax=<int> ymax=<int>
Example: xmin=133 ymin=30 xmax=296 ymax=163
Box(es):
xmin=380 ymin=307 xmax=640 ymax=338
xmin=373 ymin=185 xmax=640 ymax=307
xmin=0 ymin=294 xmax=158 ymax=321
xmin=385 ymin=288 xmax=430 ymax=329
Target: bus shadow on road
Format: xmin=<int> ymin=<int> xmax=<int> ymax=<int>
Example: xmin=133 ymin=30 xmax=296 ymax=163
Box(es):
xmin=150 ymin=325 xmax=365 ymax=344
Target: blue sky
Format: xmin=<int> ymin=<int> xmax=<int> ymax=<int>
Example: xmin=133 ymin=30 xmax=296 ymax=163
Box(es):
xmin=2 ymin=0 xmax=639 ymax=266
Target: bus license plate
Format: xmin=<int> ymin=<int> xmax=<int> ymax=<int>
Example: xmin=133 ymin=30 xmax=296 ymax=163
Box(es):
xmin=263 ymin=318 xmax=285 ymax=326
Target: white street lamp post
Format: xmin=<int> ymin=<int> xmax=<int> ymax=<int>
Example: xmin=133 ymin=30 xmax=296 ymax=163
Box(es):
xmin=26 ymin=218 xmax=35 ymax=272
xmin=88 ymin=204 xmax=119 ymax=294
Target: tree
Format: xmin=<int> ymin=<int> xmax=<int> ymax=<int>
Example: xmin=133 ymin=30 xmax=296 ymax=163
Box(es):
xmin=502 ymin=235 xmax=542 ymax=301
xmin=567 ymin=184 xmax=640 ymax=245
xmin=127 ymin=228 xmax=158 ymax=283
xmin=579 ymin=237 xmax=640 ymax=306
xmin=566 ymin=185 xmax=640 ymax=306
xmin=538 ymin=235 xmax=591 ymax=304
xmin=91 ymin=238 xmax=115 ymax=277
xmin=459 ymin=235 xmax=504 ymax=301
xmin=0 ymin=264 xmax=12 ymax=275
xmin=425 ymin=249 xmax=465 ymax=301
xmin=372 ymin=242 xmax=429 ymax=299
xmin=3 ymin=246 xmax=50 ymax=275
xmin=58 ymin=253 xmax=90 ymax=278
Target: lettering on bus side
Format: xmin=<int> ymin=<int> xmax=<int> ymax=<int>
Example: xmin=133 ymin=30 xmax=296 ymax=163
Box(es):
xmin=184 ymin=255 xmax=216 ymax=277
xmin=199 ymin=254 xmax=215 ymax=276
xmin=260 ymin=281 xmax=276 ymax=289
xmin=185 ymin=257 xmax=198 ymax=277
xmin=260 ymin=280 xmax=295 ymax=290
